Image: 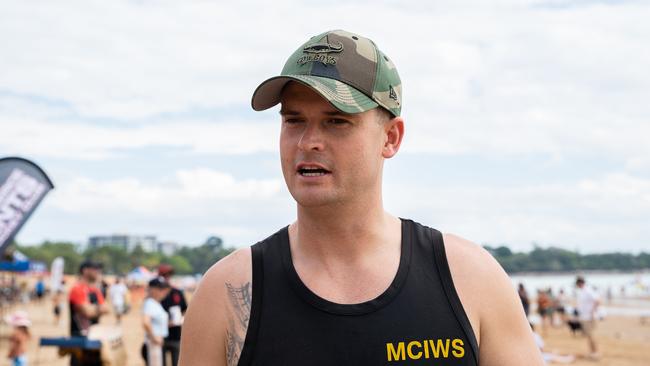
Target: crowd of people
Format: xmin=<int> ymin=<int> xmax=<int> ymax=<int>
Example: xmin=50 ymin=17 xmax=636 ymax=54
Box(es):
xmin=2 ymin=260 xmax=188 ymax=366
xmin=517 ymin=276 xmax=602 ymax=363
xmin=0 ymin=262 xmax=632 ymax=365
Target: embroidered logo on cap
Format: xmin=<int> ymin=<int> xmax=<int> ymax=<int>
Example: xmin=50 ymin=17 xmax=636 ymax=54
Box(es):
xmin=302 ymin=42 xmax=343 ymax=54
xmin=297 ymin=42 xmax=343 ymax=66
xmin=389 ymin=85 xmax=398 ymax=101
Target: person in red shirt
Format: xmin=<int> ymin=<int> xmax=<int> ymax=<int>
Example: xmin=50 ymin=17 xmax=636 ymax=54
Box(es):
xmin=68 ymin=260 xmax=109 ymax=366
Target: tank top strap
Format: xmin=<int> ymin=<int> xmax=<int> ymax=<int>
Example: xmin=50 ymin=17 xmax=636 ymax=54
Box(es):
xmin=429 ymin=227 xmax=480 ymax=364
xmin=237 ymin=240 xmax=266 ymax=365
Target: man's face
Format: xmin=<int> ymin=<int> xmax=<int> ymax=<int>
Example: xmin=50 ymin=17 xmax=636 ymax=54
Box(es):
xmin=279 ymin=82 xmax=391 ymax=208
xmin=83 ymin=267 xmax=100 ymax=282
xmin=149 ymin=287 xmax=170 ymax=301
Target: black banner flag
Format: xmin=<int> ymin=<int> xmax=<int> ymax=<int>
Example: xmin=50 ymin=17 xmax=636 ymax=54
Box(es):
xmin=0 ymin=157 xmax=54 ymax=255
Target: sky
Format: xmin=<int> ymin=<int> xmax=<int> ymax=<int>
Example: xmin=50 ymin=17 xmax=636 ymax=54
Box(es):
xmin=1 ymin=0 xmax=649 ymax=253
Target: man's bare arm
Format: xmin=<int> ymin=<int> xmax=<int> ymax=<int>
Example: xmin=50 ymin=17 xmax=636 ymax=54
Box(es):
xmin=78 ymin=303 xmax=108 ymax=318
xmin=224 ymin=282 xmax=252 ymax=365
xmin=179 ymin=248 xmax=252 ymax=366
xmin=444 ymin=233 xmax=544 ymax=366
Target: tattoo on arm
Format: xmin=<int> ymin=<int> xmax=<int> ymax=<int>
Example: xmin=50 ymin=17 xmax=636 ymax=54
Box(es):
xmin=225 ymin=282 xmax=251 ymax=366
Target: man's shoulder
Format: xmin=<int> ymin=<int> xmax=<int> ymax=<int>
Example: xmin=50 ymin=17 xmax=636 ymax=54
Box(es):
xmin=213 ymin=225 xmax=289 ymax=273
xmin=442 ymin=232 xmax=499 ymax=274
xmin=442 ymin=233 xmax=508 ymax=289
xmin=440 ymin=232 xmax=516 ymax=341
xmin=180 ymin=246 xmax=254 ymax=364
xmin=69 ymin=283 xmax=90 ymax=305
xmin=162 ymin=287 xmax=186 ymax=307
xmin=143 ymin=298 xmax=161 ymax=313
xmin=68 ymin=282 xmax=86 ymax=296
xmin=194 ymin=247 xmax=253 ymax=304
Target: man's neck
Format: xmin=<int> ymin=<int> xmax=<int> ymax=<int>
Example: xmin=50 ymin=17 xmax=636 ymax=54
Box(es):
xmin=291 ymin=198 xmax=400 ymax=262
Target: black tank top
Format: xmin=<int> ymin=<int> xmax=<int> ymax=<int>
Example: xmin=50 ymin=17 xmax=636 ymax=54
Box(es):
xmin=238 ymin=218 xmax=479 ymax=365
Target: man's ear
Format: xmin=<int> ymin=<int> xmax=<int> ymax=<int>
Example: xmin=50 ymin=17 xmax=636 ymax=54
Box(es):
xmin=382 ymin=117 xmax=404 ymax=159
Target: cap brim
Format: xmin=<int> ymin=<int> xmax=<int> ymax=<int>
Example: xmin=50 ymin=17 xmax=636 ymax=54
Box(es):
xmin=251 ymin=74 xmax=378 ymax=115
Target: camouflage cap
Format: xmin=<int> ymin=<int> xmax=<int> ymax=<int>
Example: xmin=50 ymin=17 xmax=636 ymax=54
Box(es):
xmin=251 ymin=30 xmax=402 ymax=117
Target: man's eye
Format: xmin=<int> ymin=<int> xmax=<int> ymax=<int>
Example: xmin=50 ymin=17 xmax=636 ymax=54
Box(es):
xmin=328 ymin=118 xmax=350 ymax=125
xmin=284 ymin=119 xmax=303 ymax=124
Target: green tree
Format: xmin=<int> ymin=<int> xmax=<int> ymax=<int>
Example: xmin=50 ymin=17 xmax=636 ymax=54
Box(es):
xmin=163 ymin=255 xmax=193 ymax=275
xmin=18 ymin=241 xmax=82 ymax=274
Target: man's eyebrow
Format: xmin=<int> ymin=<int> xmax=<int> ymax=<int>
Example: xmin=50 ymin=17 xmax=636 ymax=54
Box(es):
xmin=323 ymin=111 xmax=351 ymax=117
xmin=279 ymin=110 xmax=300 ymax=116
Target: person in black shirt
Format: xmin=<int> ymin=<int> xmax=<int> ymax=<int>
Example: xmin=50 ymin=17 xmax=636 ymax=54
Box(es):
xmin=518 ymin=283 xmax=530 ymax=317
xmin=180 ymin=30 xmax=543 ymax=366
xmin=158 ymin=264 xmax=187 ymax=366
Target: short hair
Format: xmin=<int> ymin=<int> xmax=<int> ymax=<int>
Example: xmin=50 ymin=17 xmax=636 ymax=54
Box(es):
xmin=148 ymin=276 xmax=170 ymax=289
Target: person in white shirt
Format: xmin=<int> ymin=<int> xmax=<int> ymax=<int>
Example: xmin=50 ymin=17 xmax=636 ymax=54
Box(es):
xmin=109 ymin=277 xmax=128 ymax=324
xmin=575 ymin=276 xmax=599 ymax=359
xmin=143 ymin=277 xmax=171 ymax=366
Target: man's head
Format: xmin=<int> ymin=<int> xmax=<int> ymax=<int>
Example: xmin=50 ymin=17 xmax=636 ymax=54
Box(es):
xmin=252 ymin=30 xmax=402 ymax=118
xmin=148 ymin=276 xmax=171 ymax=301
xmin=78 ymin=260 xmax=102 ymax=282
xmin=158 ymin=264 xmax=174 ymax=279
xmin=576 ymin=276 xmax=586 ymax=288
xmin=252 ymin=30 xmax=404 ymax=208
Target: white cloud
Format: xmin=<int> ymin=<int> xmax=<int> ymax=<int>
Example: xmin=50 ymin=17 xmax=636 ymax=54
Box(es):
xmin=1 ymin=0 xmax=647 ymax=163
xmin=0 ymin=116 xmax=278 ymax=159
xmin=48 ymin=168 xmax=284 ymax=215
xmin=386 ymin=172 xmax=650 ymax=252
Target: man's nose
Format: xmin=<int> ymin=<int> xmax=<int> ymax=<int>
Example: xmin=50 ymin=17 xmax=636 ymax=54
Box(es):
xmin=297 ymin=122 xmax=325 ymax=151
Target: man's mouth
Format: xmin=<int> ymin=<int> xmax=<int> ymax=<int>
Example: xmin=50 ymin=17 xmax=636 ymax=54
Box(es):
xmin=297 ymin=165 xmax=331 ymax=177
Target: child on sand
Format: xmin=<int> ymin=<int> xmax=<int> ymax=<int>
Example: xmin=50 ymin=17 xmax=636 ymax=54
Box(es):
xmin=5 ymin=311 xmax=31 ymax=366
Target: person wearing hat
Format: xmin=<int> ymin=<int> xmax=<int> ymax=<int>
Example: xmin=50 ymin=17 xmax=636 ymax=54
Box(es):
xmin=143 ymin=276 xmax=172 ymax=366
xmin=180 ymin=30 xmax=542 ymax=366
xmin=157 ymin=264 xmax=187 ymax=366
xmin=5 ymin=311 xmax=31 ymax=366
xmin=68 ymin=260 xmax=108 ymax=366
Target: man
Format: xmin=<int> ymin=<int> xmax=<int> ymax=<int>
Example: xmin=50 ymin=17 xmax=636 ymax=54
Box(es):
xmin=68 ymin=260 xmax=109 ymax=365
xmin=575 ymin=276 xmax=599 ymax=359
xmin=180 ymin=30 xmax=542 ymax=365
xmin=158 ymin=264 xmax=187 ymax=366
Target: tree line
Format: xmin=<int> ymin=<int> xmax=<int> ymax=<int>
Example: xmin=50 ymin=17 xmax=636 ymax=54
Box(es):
xmin=10 ymin=237 xmax=234 ymax=275
xmin=7 ymin=240 xmax=649 ymax=275
xmin=484 ymin=245 xmax=650 ymax=273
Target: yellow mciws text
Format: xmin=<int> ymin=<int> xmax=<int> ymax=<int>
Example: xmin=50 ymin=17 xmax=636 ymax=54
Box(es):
xmin=386 ymin=338 xmax=465 ymax=362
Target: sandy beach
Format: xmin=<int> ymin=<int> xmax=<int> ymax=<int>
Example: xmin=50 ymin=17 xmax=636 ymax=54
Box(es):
xmin=1 ymin=288 xmax=648 ymax=366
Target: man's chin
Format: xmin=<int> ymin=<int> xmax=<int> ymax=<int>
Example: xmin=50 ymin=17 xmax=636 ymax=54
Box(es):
xmin=291 ymin=191 xmax=340 ymax=208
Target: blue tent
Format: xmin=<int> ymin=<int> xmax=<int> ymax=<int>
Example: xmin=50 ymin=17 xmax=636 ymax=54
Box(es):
xmin=0 ymin=250 xmax=30 ymax=272
xmin=0 ymin=260 xmax=30 ymax=272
